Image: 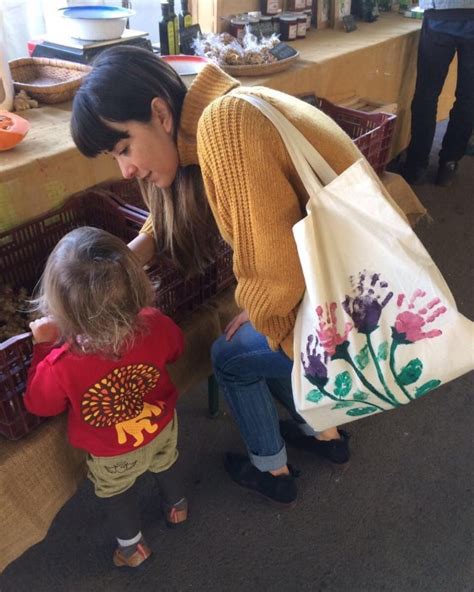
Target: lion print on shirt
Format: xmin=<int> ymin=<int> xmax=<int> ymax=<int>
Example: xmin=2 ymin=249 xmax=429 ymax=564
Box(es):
xmin=81 ymin=364 xmax=165 ymax=447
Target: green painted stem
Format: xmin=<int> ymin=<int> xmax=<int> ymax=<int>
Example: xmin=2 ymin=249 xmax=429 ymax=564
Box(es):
xmin=319 ymin=384 xmax=386 ymax=411
xmin=389 ymin=341 xmax=414 ymax=402
xmin=366 ymin=334 xmax=400 ymax=406
xmin=342 ymin=352 xmax=396 ymax=408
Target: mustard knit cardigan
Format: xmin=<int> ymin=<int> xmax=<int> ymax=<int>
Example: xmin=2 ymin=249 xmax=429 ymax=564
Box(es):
xmin=141 ymin=64 xmax=362 ymax=359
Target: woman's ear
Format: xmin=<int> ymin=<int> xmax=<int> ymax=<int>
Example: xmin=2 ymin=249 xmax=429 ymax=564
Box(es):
xmin=150 ymin=97 xmax=174 ymax=134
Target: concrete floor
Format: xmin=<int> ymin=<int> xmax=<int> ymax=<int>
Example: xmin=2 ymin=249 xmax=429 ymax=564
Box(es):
xmin=1 ymin=122 xmax=473 ymax=592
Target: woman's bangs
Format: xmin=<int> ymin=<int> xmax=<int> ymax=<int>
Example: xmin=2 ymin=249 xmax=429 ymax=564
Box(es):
xmin=71 ymin=92 xmax=128 ymax=157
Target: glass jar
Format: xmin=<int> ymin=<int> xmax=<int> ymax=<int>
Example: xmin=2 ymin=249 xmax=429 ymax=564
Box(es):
xmin=304 ymin=8 xmax=312 ymax=29
xmin=259 ymin=14 xmax=274 ymax=37
xmin=230 ymin=16 xmax=248 ymax=41
xmin=247 ymin=14 xmax=261 ymax=37
xmin=272 ymin=14 xmax=281 ymax=34
xmin=287 ymin=0 xmax=306 ymax=10
xmin=296 ymin=12 xmax=307 ymax=38
xmin=279 ymin=13 xmax=298 ymax=40
xmin=260 ymin=0 xmax=282 ymax=15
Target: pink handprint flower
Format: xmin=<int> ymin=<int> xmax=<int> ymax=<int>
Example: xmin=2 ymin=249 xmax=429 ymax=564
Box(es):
xmin=393 ymin=290 xmax=447 ymax=343
xmin=315 ymin=302 xmax=352 ymax=357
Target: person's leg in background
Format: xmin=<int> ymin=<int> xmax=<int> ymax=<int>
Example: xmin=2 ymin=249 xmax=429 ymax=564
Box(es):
xmin=100 ymin=487 xmax=152 ymax=568
xmin=437 ymin=34 xmax=474 ymax=186
xmin=402 ymin=17 xmax=456 ymax=184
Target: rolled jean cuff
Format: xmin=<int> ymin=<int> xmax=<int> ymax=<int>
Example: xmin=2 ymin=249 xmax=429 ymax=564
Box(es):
xmin=248 ymin=442 xmax=287 ymax=472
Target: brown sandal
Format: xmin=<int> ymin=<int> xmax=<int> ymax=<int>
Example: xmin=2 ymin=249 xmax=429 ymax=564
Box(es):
xmin=164 ymin=497 xmax=188 ymax=527
xmin=113 ymin=541 xmax=152 ymax=568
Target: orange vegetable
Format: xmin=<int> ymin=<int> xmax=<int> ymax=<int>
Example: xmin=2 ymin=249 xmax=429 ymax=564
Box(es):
xmin=0 ymin=111 xmax=30 ymax=151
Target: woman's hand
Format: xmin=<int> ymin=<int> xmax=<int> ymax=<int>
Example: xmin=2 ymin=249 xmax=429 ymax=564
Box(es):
xmin=224 ymin=310 xmax=250 ymax=341
xmin=29 ymin=317 xmax=60 ymax=344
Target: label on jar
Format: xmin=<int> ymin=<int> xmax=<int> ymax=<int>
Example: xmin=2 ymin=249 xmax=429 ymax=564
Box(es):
xmin=306 ymin=0 xmax=313 ymax=7
xmin=288 ymin=23 xmax=297 ymax=39
xmin=263 ymin=0 xmax=280 ymax=14
xmin=292 ymin=0 xmax=306 ymax=9
xmin=297 ymin=19 xmax=306 ymax=36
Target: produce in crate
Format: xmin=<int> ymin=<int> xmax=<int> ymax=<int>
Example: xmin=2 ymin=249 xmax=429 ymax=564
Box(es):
xmin=0 ymin=285 xmax=31 ymax=341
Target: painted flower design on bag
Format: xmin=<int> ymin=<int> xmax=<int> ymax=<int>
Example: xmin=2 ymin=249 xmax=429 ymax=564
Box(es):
xmin=342 ymin=271 xmax=393 ymax=334
xmin=301 ymin=334 xmax=328 ymax=389
xmin=315 ymin=302 xmax=352 ymax=356
xmin=393 ymin=290 xmax=447 ymax=343
xmin=301 ymin=272 xmax=446 ymax=419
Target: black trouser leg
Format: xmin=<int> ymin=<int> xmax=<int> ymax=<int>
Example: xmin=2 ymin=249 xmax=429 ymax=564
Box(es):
xmin=439 ymin=35 xmax=474 ymax=163
xmin=406 ymin=19 xmax=456 ymax=167
xmin=99 ymin=487 xmax=141 ymax=541
xmin=153 ymin=458 xmax=186 ymax=506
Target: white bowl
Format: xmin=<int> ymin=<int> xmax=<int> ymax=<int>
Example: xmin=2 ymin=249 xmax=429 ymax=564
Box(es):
xmin=60 ymin=6 xmax=135 ymax=41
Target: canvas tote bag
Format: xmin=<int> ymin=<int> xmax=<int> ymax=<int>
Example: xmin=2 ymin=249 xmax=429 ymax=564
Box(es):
xmin=238 ymin=94 xmax=474 ymax=432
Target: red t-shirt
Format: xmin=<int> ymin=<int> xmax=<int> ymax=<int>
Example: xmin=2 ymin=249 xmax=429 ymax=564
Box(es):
xmin=24 ymin=308 xmax=184 ymax=456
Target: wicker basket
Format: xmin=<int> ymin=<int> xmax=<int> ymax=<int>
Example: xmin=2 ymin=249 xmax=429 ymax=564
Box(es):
xmin=220 ymin=53 xmax=299 ymax=77
xmin=9 ymin=58 xmax=91 ymax=105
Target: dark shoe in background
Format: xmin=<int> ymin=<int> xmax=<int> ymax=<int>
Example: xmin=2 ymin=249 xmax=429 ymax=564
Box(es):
xmin=224 ymin=453 xmax=299 ymax=505
xmin=399 ymin=161 xmax=429 ymax=185
xmin=280 ymin=420 xmax=350 ymax=465
xmin=436 ymin=161 xmax=458 ymax=187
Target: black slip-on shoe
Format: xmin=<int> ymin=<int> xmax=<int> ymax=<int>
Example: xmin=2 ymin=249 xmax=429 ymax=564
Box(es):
xmin=435 ymin=161 xmax=458 ymax=187
xmin=224 ymin=453 xmax=298 ymax=505
xmin=279 ymin=420 xmax=350 ymax=464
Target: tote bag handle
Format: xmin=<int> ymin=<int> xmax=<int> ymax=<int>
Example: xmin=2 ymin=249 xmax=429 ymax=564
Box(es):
xmin=236 ymin=94 xmax=339 ymax=194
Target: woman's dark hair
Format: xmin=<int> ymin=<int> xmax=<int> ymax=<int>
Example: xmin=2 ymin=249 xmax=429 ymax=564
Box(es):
xmin=71 ymin=45 xmax=187 ymax=157
xmin=71 ymin=46 xmax=217 ymax=277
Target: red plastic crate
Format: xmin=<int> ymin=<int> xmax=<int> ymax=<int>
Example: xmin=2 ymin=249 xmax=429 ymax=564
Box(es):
xmin=0 ymin=192 xmax=143 ymax=440
xmin=0 ymin=191 xmax=139 ymax=293
xmin=102 ymin=178 xmax=148 ymax=210
xmin=314 ymin=97 xmax=396 ymax=175
xmin=0 ymin=334 xmax=43 ymax=440
xmin=105 ymin=183 xmax=236 ymax=298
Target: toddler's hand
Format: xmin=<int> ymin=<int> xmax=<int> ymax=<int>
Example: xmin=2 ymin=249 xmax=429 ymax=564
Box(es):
xmin=29 ymin=317 xmax=60 ymax=344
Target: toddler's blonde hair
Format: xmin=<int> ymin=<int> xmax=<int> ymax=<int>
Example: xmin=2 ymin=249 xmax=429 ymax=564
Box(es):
xmin=33 ymin=226 xmax=155 ymax=357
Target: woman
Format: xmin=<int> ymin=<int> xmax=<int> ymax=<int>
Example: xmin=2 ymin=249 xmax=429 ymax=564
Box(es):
xmin=71 ymin=45 xmax=358 ymax=505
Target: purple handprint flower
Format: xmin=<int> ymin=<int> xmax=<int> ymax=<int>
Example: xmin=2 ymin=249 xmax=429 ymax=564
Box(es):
xmin=343 ymin=271 xmax=393 ymax=335
xmin=301 ymin=334 xmax=329 ymax=388
xmin=393 ymin=290 xmax=446 ymax=343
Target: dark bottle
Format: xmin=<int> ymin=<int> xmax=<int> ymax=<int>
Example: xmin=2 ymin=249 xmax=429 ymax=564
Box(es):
xmin=170 ymin=1 xmax=180 ymax=55
xmin=179 ymin=0 xmax=192 ymax=29
xmin=159 ymin=2 xmax=176 ymax=55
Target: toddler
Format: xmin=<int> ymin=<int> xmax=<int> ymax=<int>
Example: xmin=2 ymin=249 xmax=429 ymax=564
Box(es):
xmin=25 ymin=226 xmax=186 ymax=568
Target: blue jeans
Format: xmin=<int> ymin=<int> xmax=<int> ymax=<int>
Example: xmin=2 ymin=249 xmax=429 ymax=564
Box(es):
xmin=211 ymin=322 xmax=317 ymax=472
